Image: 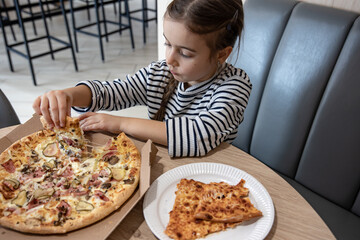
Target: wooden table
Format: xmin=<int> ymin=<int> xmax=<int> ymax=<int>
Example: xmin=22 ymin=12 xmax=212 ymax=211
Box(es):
xmin=0 ymin=125 xmax=335 ymax=240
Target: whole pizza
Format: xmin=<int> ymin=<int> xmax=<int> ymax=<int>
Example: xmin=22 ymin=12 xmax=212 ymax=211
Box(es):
xmin=0 ymin=116 xmax=141 ymax=234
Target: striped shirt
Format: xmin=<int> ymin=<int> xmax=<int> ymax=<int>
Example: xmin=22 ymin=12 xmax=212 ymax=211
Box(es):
xmin=73 ymin=60 xmax=252 ymax=157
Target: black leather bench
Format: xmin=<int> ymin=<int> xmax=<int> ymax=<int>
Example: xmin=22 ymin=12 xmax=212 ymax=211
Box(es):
xmin=229 ymin=0 xmax=360 ymax=239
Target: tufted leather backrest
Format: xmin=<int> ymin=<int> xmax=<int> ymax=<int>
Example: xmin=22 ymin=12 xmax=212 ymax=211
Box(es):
xmin=231 ymin=0 xmax=360 ymax=215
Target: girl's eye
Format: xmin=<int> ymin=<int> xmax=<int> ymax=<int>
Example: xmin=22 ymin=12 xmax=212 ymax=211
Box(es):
xmin=180 ymin=51 xmax=192 ymax=58
xmin=164 ymin=42 xmax=171 ymax=47
xmin=180 ymin=52 xmax=190 ymax=58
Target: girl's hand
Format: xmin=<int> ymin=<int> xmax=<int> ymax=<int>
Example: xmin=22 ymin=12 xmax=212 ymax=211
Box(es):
xmin=33 ymin=90 xmax=73 ymax=128
xmin=79 ymin=112 xmax=122 ymax=134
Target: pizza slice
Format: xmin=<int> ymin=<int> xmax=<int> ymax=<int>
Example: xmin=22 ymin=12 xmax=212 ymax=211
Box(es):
xmin=40 ymin=116 xmax=88 ymax=158
xmin=164 ymin=179 xmax=241 ymax=240
xmin=194 ymin=179 xmax=262 ymax=223
xmin=165 ymin=179 xmax=262 ymax=240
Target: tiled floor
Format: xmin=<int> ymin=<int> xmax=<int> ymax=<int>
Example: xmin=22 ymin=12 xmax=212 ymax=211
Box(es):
xmin=0 ymin=0 xmax=157 ymax=123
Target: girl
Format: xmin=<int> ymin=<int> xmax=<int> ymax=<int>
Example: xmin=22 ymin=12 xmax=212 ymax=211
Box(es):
xmin=33 ymin=0 xmax=252 ymax=157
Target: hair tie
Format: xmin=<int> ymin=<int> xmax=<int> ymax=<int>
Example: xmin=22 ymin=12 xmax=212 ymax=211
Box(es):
xmin=226 ymin=10 xmax=239 ymax=32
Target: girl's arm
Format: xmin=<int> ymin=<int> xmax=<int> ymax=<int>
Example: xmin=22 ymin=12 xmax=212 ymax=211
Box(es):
xmin=119 ymin=117 xmax=167 ymax=146
xmin=78 ymin=112 xmax=167 ymax=146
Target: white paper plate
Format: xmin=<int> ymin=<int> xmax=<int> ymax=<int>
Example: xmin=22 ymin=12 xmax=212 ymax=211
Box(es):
xmin=143 ymin=162 xmax=275 ymax=240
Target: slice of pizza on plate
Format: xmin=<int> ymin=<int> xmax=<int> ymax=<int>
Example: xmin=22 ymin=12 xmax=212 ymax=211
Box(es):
xmin=164 ymin=178 xmax=262 ymax=240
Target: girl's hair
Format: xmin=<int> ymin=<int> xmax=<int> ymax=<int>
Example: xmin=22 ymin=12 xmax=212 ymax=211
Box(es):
xmin=153 ymin=0 xmax=244 ymax=121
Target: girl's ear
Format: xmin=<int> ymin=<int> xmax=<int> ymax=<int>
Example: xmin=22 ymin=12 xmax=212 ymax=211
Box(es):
xmin=217 ymin=46 xmax=233 ymax=64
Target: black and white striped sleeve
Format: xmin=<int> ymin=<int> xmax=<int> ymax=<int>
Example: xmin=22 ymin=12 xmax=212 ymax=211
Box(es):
xmin=72 ymin=67 xmax=150 ymax=113
xmin=166 ymin=75 xmax=251 ymax=157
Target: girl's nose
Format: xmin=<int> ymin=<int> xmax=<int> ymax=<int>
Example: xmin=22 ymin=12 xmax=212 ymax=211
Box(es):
xmin=166 ymin=49 xmax=177 ymax=67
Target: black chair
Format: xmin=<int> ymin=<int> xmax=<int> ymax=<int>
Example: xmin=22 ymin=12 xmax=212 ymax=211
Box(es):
xmin=69 ymin=0 xmax=135 ymax=62
xmin=0 ymin=0 xmax=78 ymax=86
xmin=78 ymin=0 xmax=117 ymax=21
xmin=0 ymin=0 xmax=17 ymax=41
xmin=0 ymin=89 xmax=21 ymax=128
xmin=128 ymin=0 xmax=157 ymax=44
xmin=20 ymin=0 xmax=62 ymax=35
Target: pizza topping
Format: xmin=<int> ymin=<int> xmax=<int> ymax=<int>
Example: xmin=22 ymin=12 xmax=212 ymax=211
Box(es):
xmin=33 ymin=167 xmax=46 ymax=178
xmin=76 ymin=201 xmax=94 ymax=212
xmin=30 ymin=150 xmax=39 ymax=162
xmin=57 ymin=200 xmax=71 ymax=217
xmin=27 ymin=198 xmax=43 ymax=210
xmin=1 ymin=159 xmax=16 ymax=173
xmin=94 ymin=190 xmax=109 ymax=201
xmin=106 ymin=155 xmax=120 ymax=165
xmin=43 ymin=142 xmax=59 ymax=157
xmin=99 ymin=167 xmax=112 ymax=178
xmin=123 ymin=177 xmax=135 ymax=185
xmin=20 ymin=164 xmax=31 ymax=174
xmin=101 ymin=182 xmax=112 ymax=189
xmin=33 ymin=187 xmax=55 ymax=200
xmin=71 ymin=179 xmax=81 ymax=188
xmin=43 ymin=160 xmax=56 ymax=170
xmin=112 ymin=168 xmax=126 ymax=181
xmin=12 ymin=190 xmax=27 ymax=207
xmin=2 ymin=178 xmax=20 ymax=191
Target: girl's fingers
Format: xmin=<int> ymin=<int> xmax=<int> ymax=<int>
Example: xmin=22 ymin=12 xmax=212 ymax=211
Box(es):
xmin=78 ymin=112 xmax=95 ymax=120
xmin=39 ymin=95 xmax=53 ymax=128
xmin=32 ymin=96 xmax=42 ymax=115
xmin=48 ymin=94 xmax=60 ymax=128
xmin=56 ymin=94 xmax=69 ymax=128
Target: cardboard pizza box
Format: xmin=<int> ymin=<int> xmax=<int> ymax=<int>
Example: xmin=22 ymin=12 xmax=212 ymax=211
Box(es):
xmin=0 ymin=114 xmax=157 ymax=240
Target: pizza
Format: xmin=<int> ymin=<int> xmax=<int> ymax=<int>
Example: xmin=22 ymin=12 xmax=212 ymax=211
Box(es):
xmin=164 ymin=178 xmax=262 ymax=240
xmin=0 ymin=116 xmax=141 ymax=234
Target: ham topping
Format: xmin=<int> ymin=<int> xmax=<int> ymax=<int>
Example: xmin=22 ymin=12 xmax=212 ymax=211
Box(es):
xmin=94 ymin=190 xmax=109 ymax=201
xmin=1 ymin=159 xmax=16 ymax=173
xmin=57 ymin=200 xmax=72 ymax=217
xmin=28 ymin=198 xmax=43 ymax=210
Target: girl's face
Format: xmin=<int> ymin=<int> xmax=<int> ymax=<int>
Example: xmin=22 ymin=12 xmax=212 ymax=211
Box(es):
xmin=163 ymin=18 xmax=219 ymax=89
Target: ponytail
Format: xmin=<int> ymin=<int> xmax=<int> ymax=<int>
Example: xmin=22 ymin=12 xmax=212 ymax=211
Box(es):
xmin=153 ymin=77 xmax=178 ymax=121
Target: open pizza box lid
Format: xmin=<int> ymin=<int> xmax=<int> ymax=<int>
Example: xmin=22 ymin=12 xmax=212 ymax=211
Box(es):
xmin=0 ymin=114 xmax=158 ymax=240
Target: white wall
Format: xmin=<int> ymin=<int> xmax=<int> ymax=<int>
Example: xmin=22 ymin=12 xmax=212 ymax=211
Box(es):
xmin=157 ymin=0 xmax=172 ymax=60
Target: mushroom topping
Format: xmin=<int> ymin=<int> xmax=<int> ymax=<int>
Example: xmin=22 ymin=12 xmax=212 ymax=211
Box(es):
xmin=76 ymin=201 xmax=94 ymax=212
xmin=43 ymin=160 xmax=56 ymax=170
xmin=30 ymin=150 xmax=39 ymax=162
xmin=101 ymin=182 xmax=112 ymax=189
xmin=123 ymin=177 xmax=135 ymax=185
xmin=107 ymin=156 xmax=119 ymax=165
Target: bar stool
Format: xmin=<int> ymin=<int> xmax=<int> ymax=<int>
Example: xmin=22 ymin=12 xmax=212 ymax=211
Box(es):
xmin=0 ymin=0 xmax=78 ymax=86
xmin=77 ymin=0 xmax=117 ymax=21
xmin=128 ymin=0 xmax=157 ymax=44
xmin=69 ymin=0 xmax=135 ymax=62
xmin=0 ymin=0 xmax=17 ymax=41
